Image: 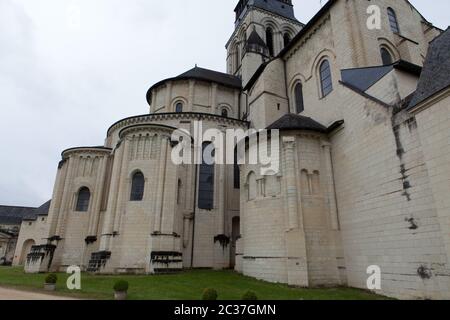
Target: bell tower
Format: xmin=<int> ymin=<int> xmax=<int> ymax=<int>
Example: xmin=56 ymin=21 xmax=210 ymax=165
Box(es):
xmin=226 ymin=0 xmax=303 ymax=86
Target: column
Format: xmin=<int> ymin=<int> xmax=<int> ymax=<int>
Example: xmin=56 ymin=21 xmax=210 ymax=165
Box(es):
xmin=56 ymin=157 xmax=75 ymax=237
xmin=283 ymin=137 xmax=299 ymax=230
xmin=153 ymin=136 xmax=169 ymax=232
xmin=165 ymin=82 xmax=172 ymax=111
xmin=99 ymin=142 xmax=124 ymax=251
xmin=188 ymin=80 xmax=195 ymax=112
xmin=322 ymin=141 xmax=340 ymax=230
xmin=113 ymin=138 xmax=131 ymax=233
xmin=89 ymin=156 xmax=108 ymax=236
xmin=48 ymin=160 xmax=69 ymax=237
xmin=211 ymin=83 xmax=218 ymax=113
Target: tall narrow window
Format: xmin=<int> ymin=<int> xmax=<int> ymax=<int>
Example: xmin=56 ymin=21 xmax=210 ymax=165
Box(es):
xmin=387 ymin=8 xmax=400 ymax=33
xmin=75 ymin=187 xmax=90 ymax=212
xmin=198 ymin=142 xmax=215 ymax=210
xmin=319 ymin=60 xmax=333 ymax=97
xmin=247 ymin=172 xmax=257 ymax=201
xmin=294 ymin=83 xmax=304 ymax=113
xmin=177 ymin=179 xmax=182 ymax=205
xmin=283 ymin=33 xmax=291 ymax=48
xmin=130 ymin=171 xmax=145 ymax=201
xmin=266 ymin=28 xmax=274 ymax=56
xmin=234 ymin=149 xmax=240 ymax=189
xmin=175 ymin=102 xmax=183 ymax=113
xmin=381 ymin=48 xmax=393 ymax=65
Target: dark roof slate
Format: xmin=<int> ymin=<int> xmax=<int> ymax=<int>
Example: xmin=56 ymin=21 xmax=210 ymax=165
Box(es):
xmin=409 ymin=28 xmax=450 ymax=109
xmin=177 ymin=67 xmax=242 ymax=89
xmin=341 ymin=60 xmax=422 ymax=93
xmin=147 ymin=67 xmax=242 ymax=105
xmin=0 ymin=200 xmax=51 ymax=225
xmin=247 ymin=29 xmax=268 ymax=48
xmin=235 ymin=0 xmax=298 ymax=23
xmin=266 ymin=113 xmax=327 ymax=132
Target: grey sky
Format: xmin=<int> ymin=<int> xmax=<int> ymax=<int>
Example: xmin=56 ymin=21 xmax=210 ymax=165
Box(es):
xmin=0 ymin=0 xmax=448 ymax=207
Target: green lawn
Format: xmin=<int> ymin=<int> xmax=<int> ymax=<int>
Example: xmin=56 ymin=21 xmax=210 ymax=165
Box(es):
xmin=0 ymin=267 xmax=388 ymax=300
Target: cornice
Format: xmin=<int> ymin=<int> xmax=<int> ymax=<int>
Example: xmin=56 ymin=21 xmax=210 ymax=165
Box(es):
xmin=61 ymin=147 xmax=112 ymax=159
xmin=107 ymin=112 xmax=249 ymax=138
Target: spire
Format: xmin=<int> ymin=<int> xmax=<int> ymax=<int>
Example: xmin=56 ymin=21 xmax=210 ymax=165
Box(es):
xmin=245 ymin=29 xmax=269 ymax=57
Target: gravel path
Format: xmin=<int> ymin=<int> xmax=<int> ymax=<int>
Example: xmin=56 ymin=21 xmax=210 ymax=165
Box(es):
xmin=0 ymin=287 xmax=78 ymax=300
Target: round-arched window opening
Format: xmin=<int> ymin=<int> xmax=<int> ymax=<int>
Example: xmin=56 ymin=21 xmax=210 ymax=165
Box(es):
xmin=283 ymin=33 xmax=291 ymax=48
xmin=175 ymin=102 xmax=183 ymax=113
xmin=380 ymin=48 xmax=393 ymax=65
xmin=75 ymin=187 xmax=91 ymax=212
xmin=221 ymin=109 xmax=229 ymax=117
xmin=319 ymin=59 xmax=333 ymax=97
xmin=130 ymin=171 xmax=145 ymax=201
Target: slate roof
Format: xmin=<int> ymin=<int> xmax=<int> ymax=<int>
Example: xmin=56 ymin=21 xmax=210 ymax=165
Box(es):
xmin=177 ymin=67 xmax=242 ymax=89
xmin=247 ymin=29 xmax=268 ymax=48
xmin=341 ymin=60 xmax=422 ymax=93
xmin=409 ymin=28 xmax=450 ymax=109
xmin=0 ymin=200 xmax=51 ymax=225
xmin=235 ymin=0 xmax=298 ymax=23
xmin=147 ymin=67 xmax=242 ymax=105
xmin=266 ymin=113 xmax=327 ymax=132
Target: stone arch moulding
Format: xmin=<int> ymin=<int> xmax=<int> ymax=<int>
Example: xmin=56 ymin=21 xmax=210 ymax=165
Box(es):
xmin=72 ymin=184 xmax=94 ymax=212
xmin=311 ymin=49 xmax=337 ymax=98
xmin=261 ymin=17 xmax=280 ymax=31
xmin=310 ymin=48 xmax=337 ymax=79
xmin=171 ymin=96 xmax=188 ymax=113
xmin=280 ymin=24 xmax=296 ymax=41
xmin=288 ymin=73 xmax=307 ymax=113
xmin=377 ymin=37 xmax=400 ymax=61
xmin=218 ymin=103 xmax=233 ymax=117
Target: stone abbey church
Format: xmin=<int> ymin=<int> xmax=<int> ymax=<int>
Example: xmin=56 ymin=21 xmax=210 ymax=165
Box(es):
xmin=7 ymin=0 xmax=450 ymax=299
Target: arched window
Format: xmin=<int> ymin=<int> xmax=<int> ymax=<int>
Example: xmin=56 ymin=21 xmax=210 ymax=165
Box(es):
xmin=283 ymin=33 xmax=291 ymax=48
xmin=75 ymin=187 xmax=90 ymax=212
xmin=319 ymin=59 xmax=333 ymax=97
xmin=247 ymin=172 xmax=257 ymax=201
xmin=175 ymin=102 xmax=183 ymax=113
xmin=266 ymin=28 xmax=274 ymax=56
xmin=387 ymin=8 xmax=400 ymax=33
xmin=198 ymin=142 xmax=215 ymax=210
xmin=380 ymin=48 xmax=393 ymax=65
xmin=236 ymin=45 xmax=240 ymax=64
xmin=130 ymin=171 xmax=145 ymax=201
xmin=221 ymin=109 xmax=228 ymax=117
xmin=234 ymin=148 xmax=240 ymax=189
xmin=177 ymin=179 xmax=182 ymax=204
xmin=294 ymin=82 xmax=304 ymax=113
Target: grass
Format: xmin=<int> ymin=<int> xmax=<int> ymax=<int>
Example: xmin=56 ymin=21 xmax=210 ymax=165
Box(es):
xmin=0 ymin=267 xmax=388 ymax=300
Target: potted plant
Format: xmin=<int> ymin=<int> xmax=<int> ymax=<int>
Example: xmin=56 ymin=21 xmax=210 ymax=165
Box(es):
xmin=113 ymin=280 xmax=129 ymax=300
xmin=44 ymin=274 xmax=57 ymax=291
xmin=202 ymin=288 xmax=218 ymax=300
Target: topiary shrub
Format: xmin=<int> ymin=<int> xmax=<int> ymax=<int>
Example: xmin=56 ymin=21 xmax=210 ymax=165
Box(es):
xmin=113 ymin=280 xmax=129 ymax=292
xmin=242 ymin=290 xmax=258 ymax=300
xmin=45 ymin=274 xmax=58 ymax=284
xmin=202 ymin=288 xmax=218 ymax=300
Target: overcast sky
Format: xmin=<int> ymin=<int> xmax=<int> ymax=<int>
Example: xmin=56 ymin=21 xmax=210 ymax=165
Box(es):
xmin=0 ymin=0 xmax=448 ymax=207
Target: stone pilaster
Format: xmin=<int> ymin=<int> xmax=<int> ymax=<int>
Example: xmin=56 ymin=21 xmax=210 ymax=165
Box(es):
xmin=282 ymin=136 xmax=309 ymax=287
xmin=188 ymin=80 xmax=195 ymax=112
xmin=99 ymin=141 xmax=124 ymax=251
xmin=321 ymin=141 xmax=340 ymax=230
